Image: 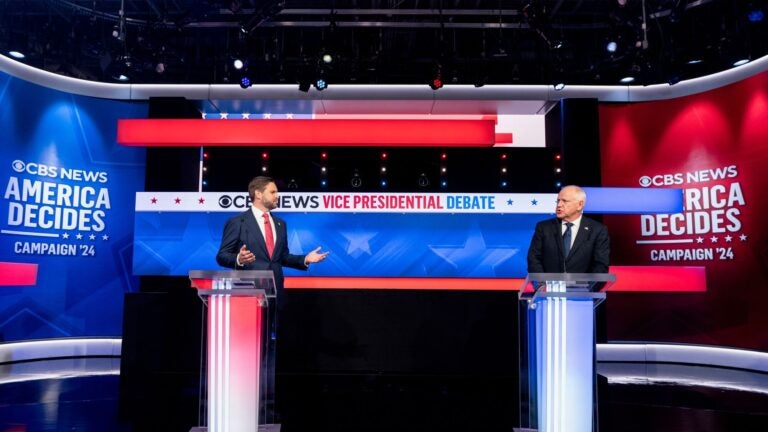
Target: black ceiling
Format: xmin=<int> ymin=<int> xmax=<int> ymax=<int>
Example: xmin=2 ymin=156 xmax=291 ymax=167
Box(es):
xmin=1 ymin=0 xmax=766 ymax=87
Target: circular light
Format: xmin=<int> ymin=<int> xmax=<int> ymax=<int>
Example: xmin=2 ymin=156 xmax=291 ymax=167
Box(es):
xmin=240 ymin=76 xmax=252 ymax=88
xmin=687 ymin=58 xmax=703 ymax=65
xmin=553 ymin=82 xmax=565 ymax=91
xmin=619 ymin=76 xmax=635 ymax=84
xmin=116 ymin=74 xmax=129 ymax=82
xmin=606 ymin=41 xmax=618 ymax=53
xmin=8 ymin=50 xmax=25 ymax=59
xmin=315 ymin=79 xmax=327 ymax=90
xmin=233 ymin=59 xmax=244 ymax=70
xmin=733 ymin=58 xmax=750 ymax=67
xmin=322 ymin=54 xmax=333 ymax=64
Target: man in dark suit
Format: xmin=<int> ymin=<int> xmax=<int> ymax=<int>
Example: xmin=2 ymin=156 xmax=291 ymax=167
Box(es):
xmin=216 ymin=176 xmax=328 ymax=424
xmin=527 ymin=185 xmax=610 ymax=273
xmin=216 ymin=175 xmax=328 ymax=306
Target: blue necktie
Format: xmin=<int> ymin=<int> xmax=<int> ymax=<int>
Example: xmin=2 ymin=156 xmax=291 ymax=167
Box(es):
xmin=563 ymin=222 xmax=573 ymax=258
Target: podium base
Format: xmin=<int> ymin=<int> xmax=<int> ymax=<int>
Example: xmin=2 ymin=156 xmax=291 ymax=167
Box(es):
xmin=190 ymin=424 xmax=281 ymax=432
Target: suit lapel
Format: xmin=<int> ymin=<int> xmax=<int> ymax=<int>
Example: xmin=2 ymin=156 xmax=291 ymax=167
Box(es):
xmin=568 ymin=218 xmax=591 ymax=258
xmin=551 ymin=218 xmax=566 ymax=258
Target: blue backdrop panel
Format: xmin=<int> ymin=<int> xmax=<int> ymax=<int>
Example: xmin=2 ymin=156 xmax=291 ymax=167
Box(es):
xmin=0 ymin=71 xmax=147 ymax=342
xmin=133 ymin=212 xmax=549 ymax=278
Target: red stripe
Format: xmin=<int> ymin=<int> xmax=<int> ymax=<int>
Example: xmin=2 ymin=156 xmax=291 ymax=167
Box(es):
xmin=284 ymin=266 xmax=706 ymax=292
xmin=0 ymin=262 xmax=38 ymax=286
xmin=116 ymin=119 xmax=496 ymax=147
xmin=495 ymin=133 xmax=513 ymax=144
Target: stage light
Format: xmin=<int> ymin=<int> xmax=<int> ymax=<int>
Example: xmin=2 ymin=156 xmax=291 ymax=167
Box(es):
xmin=501 ymin=153 xmax=508 ymax=160
xmin=441 ymin=167 xmax=447 ymax=173
xmin=381 ymin=152 xmax=388 ymax=160
xmin=261 ymin=152 xmax=268 ymax=160
xmin=321 ymin=151 xmax=328 ymax=159
xmin=380 ymin=180 xmax=388 ymax=188
xmin=748 ymin=9 xmax=765 ymax=22
xmin=733 ymin=58 xmax=750 ymax=67
xmin=429 ymin=75 xmax=443 ymax=90
xmin=440 ymin=153 xmax=447 ymax=160
xmin=240 ymin=76 xmax=252 ymax=89
xmin=261 ymin=166 xmax=268 ymax=172
xmin=314 ymin=79 xmax=327 ymax=91
xmin=320 ymin=179 xmax=328 ymax=188
xmin=619 ymin=76 xmax=635 ymax=84
xmin=351 ymin=171 xmax=362 ymax=188
xmin=321 ymin=166 xmax=327 ymax=173
xmin=501 ymin=167 xmax=507 ymax=173
xmin=381 ymin=167 xmax=387 ymax=173
xmin=418 ymin=173 xmax=429 ymax=188
xmin=553 ymin=82 xmax=565 ymax=91
xmin=501 ymin=181 xmax=508 ymax=188
xmin=554 ymin=154 xmax=561 ymax=160
xmin=233 ymin=59 xmax=245 ymax=70
xmin=440 ymin=180 xmax=448 ymax=189
xmin=8 ymin=50 xmax=25 ymax=59
xmin=322 ymin=53 xmax=333 ymax=64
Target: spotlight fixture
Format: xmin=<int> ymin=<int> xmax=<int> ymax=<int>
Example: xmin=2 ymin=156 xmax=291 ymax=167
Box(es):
xmin=553 ymin=82 xmax=565 ymax=91
xmin=314 ymin=78 xmax=327 ymax=91
xmin=233 ymin=58 xmax=245 ymax=70
xmin=8 ymin=50 xmax=25 ymax=59
xmin=606 ymin=41 xmax=618 ymax=53
xmin=322 ymin=53 xmax=333 ymax=64
xmin=240 ymin=76 xmax=252 ymax=89
xmin=429 ymin=75 xmax=443 ymax=90
xmin=619 ymin=76 xmax=635 ymax=84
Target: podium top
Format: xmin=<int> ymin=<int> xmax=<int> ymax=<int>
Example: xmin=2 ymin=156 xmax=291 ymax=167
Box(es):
xmin=520 ymin=272 xmax=616 ymax=303
xmin=189 ymin=270 xmax=276 ymax=297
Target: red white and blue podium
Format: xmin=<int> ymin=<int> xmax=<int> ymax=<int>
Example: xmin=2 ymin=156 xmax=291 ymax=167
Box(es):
xmin=518 ymin=273 xmax=615 ymax=432
xmin=189 ymin=270 xmax=277 ymax=432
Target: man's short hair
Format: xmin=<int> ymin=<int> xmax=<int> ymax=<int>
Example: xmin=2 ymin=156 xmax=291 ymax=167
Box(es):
xmin=248 ymin=176 xmax=274 ymax=201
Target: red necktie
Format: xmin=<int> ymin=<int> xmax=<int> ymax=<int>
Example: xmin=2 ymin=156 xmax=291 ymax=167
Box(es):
xmin=263 ymin=213 xmax=275 ymax=258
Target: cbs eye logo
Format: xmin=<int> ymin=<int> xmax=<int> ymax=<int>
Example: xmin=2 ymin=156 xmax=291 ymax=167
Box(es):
xmin=218 ymin=195 xmax=233 ymax=208
xmin=12 ymin=160 xmax=25 ymax=172
xmin=639 ymin=176 xmax=652 ymax=187
xmin=218 ymin=194 xmax=251 ymax=209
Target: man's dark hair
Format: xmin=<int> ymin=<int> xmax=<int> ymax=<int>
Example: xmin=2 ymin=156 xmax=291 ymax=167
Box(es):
xmin=248 ymin=176 xmax=274 ymax=201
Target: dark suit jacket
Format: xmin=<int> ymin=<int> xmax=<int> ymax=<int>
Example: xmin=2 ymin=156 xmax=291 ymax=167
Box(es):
xmin=216 ymin=210 xmax=308 ymax=307
xmin=527 ymin=216 xmax=610 ymax=274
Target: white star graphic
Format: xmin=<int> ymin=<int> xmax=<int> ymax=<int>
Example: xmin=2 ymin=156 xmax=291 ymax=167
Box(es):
xmin=710 ymin=236 xmax=718 ymax=243
xmin=220 ymin=113 xmax=229 ymax=119
xmin=740 ymin=234 xmax=748 ymax=241
xmin=242 ymin=113 xmax=250 ymax=119
xmin=696 ymin=237 xmax=704 ymax=244
xmin=62 ymin=232 xmax=70 ymax=239
xmin=724 ymin=235 xmax=733 ymax=242
xmin=340 ymin=231 xmax=378 ymax=255
xmin=89 ymin=234 xmax=96 ymax=240
xmin=286 ymin=113 xmax=294 ymax=119
xmin=263 ymin=113 xmax=272 ymax=119
xmin=102 ymin=234 xmax=109 ymax=240
xmin=202 ymin=113 xmax=208 ymax=119
xmin=76 ymin=233 xmax=83 ymax=240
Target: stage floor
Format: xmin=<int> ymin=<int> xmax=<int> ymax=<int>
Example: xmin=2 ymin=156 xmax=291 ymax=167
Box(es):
xmin=0 ymin=358 xmax=767 ymax=431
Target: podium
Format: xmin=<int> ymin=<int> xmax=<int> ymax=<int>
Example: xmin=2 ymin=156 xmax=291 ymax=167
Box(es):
xmin=517 ymin=273 xmax=615 ymax=432
xmin=189 ymin=270 xmax=279 ymax=432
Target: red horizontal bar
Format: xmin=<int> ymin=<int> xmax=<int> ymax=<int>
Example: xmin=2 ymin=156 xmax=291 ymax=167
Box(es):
xmin=0 ymin=262 xmax=38 ymax=286
xmin=285 ymin=266 xmax=706 ymax=292
xmin=609 ymin=265 xmax=706 ymax=292
xmin=117 ymin=119 xmax=497 ymax=147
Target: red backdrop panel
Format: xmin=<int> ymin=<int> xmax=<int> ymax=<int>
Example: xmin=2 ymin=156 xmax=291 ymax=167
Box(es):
xmin=600 ymin=71 xmax=768 ymax=350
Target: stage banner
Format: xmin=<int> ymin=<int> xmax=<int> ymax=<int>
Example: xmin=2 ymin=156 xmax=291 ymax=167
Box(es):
xmin=133 ymin=189 xmax=682 ymax=278
xmin=0 ymin=71 xmax=147 ymax=342
xmin=600 ymin=70 xmax=768 ymax=350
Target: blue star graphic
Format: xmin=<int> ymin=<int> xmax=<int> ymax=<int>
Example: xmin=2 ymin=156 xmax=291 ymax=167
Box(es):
xmin=507 ymin=199 xmax=514 ymax=205
xmin=428 ymin=224 xmax=520 ymax=277
xmin=531 ymin=199 xmax=538 ymax=205
xmin=340 ymin=231 xmax=378 ymax=256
